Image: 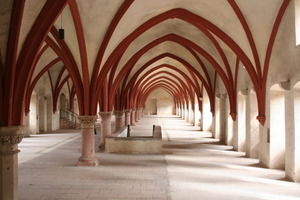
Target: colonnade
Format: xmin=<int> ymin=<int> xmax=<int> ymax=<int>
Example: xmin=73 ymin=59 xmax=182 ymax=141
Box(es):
xmin=212 ymin=82 xmax=300 ymax=183
xmin=77 ymin=108 xmax=144 ymax=166
xmin=3 ymin=84 xmax=300 ymax=199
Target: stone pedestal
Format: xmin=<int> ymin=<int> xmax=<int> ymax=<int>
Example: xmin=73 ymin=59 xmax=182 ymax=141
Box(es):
xmin=114 ymin=110 xmax=124 ymax=132
xmin=77 ymin=115 xmax=99 ymax=167
xmin=131 ymin=109 xmax=136 ymax=126
xmin=99 ymin=112 xmax=112 ymax=149
xmin=124 ymin=109 xmax=131 ymax=126
xmin=0 ymin=126 xmax=24 ymax=200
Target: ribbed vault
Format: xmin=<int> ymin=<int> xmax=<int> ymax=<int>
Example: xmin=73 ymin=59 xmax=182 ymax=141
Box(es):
xmin=0 ymin=0 xmax=290 ymax=126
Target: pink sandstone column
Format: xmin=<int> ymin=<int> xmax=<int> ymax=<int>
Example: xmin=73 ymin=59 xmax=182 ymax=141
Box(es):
xmin=124 ymin=109 xmax=131 ymax=126
xmin=0 ymin=126 xmax=24 ymax=200
xmin=77 ymin=115 xmax=99 ymax=167
xmin=135 ymin=109 xmax=139 ymax=122
xmin=138 ymin=108 xmax=142 ymax=120
xmin=131 ymin=109 xmax=136 ymax=126
xmin=141 ymin=107 xmax=144 ymax=117
xmin=114 ymin=110 xmax=124 ymax=132
xmin=99 ymin=112 xmax=112 ymax=149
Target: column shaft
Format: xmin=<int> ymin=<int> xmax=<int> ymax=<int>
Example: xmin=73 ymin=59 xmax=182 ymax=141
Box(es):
xmin=99 ymin=112 xmax=112 ymax=149
xmin=124 ymin=109 xmax=131 ymax=126
xmin=0 ymin=126 xmax=24 ymax=200
xmin=77 ymin=115 xmax=99 ymax=167
xmin=135 ymin=109 xmax=139 ymax=122
xmin=138 ymin=108 xmax=142 ymax=120
xmin=131 ymin=110 xmax=136 ymax=126
xmin=114 ymin=111 xmax=124 ymax=132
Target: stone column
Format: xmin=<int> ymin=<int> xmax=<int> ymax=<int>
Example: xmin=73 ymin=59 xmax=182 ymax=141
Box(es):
xmin=114 ymin=110 xmax=124 ymax=132
xmin=99 ymin=112 xmax=112 ymax=149
xmin=131 ymin=109 xmax=136 ymax=126
xmin=0 ymin=126 xmax=24 ymax=200
xmin=77 ymin=115 xmax=99 ymax=167
xmin=124 ymin=109 xmax=131 ymax=126
xmin=190 ymin=109 xmax=195 ymax=125
xmin=138 ymin=108 xmax=143 ymax=120
xmin=135 ymin=109 xmax=139 ymax=122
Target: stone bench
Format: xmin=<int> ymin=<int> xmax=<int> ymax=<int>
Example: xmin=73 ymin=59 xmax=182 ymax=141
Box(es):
xmin=105 ymin=125 xmax=162 ymax=154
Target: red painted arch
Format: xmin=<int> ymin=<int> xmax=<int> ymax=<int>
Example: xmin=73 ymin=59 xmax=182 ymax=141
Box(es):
xmin=24 ymin=57 xmax=61 ymax=114
xmin=1 ymin=0 xmax=26 ymax=125
xmin=138 ymin=77 xmax=190 ymax=107
xmin=45 ymin=37 xmax=84 ymax=114
xmin=69 ymin=1 xmax=90 ymax=114
xmin=139 ymin=85 xmax=177 ymax=108
xmin=93 ymin=8 xmax=259 ymax=103
xmin=11 ymin=0 xmax=68 ymax=125
xmin=92 ymin=0 xmax=135 ymax=88
xmin=94 ymin=34 xmax=231 ymax=111
xmin=128 ymin=68 xmax=200 ymax=108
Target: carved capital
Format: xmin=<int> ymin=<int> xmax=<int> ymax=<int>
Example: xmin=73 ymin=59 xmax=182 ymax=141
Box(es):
xmin=77 ymin=115 xmax=97 ymax=129
xmin=0 ymin=126 xmax=25 ymax=154
xmin=0 ymin=134 xmax=23 ymax=146
xmin=124 ymin=109 xmax=132 ymax=114
xmin=99 ymin=112 xmax=112 ymax=121
xmin=114 ymin=110 xmax=124 ymax=116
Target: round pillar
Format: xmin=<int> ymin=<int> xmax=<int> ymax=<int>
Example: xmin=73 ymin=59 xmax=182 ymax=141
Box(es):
xmin=138 ymin=108 xmax=142 ymax=120
xmin=135 ymin=109 xmax=139 ymax=122
xmin=124 ymin=109 xmax=131 ymax=126
xmin=0 ymin=126 xmax=24 ymax=200
xmin=77 ymin=115 xmax=99 ymax=167
xmin=114 ymin=110 xmax=124 ymax=132
xmin=141 ymin=108 xmax=144 ymax=117
xmin=131 ymin=109 xmax=136 ymax=126
xmin=99 ymin=112 xmax=112 ymax=149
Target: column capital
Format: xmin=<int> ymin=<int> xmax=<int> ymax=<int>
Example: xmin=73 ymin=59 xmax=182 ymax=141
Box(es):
xmin=0 ymin=126 xmax=25 ymax=155
xmin=78 ymin=115 xmax=97 ymax=129
xmin=99 ymin=112 xmax=112 ymax=120
xmin=124 ymin=109 xmax=132 ymax=113
xmin=114 ymin=110 xmax=124 ymax=116
xmin=0 ymin=134 xmax=23 ymax=146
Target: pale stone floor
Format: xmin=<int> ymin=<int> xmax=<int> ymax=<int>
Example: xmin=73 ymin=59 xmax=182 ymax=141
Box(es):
xmin=19 ymin=116 xmax=300 ymax=200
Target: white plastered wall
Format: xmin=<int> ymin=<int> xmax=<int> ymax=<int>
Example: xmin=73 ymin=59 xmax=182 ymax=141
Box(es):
xmin=201 ymin=88 xmax=212 ymax=131
xmin=144 ymin=89 xmax=175 ymax=115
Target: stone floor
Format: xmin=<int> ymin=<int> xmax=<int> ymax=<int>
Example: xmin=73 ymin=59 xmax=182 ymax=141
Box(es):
xmin=18 ymin=115 xmax=300 ymax=200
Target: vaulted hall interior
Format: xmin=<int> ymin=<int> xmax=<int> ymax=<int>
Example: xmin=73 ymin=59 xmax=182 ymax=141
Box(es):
xmin=1 ymin=0 xmax=300 ymax=199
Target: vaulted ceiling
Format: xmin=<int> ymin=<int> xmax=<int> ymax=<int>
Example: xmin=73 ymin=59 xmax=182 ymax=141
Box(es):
xmin=0 ymin=0 xmax=290 ymax=126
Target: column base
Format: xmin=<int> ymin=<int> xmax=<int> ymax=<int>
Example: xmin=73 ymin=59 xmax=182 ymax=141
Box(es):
xmin=77 ymin=156 xmax=99 ymax=167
